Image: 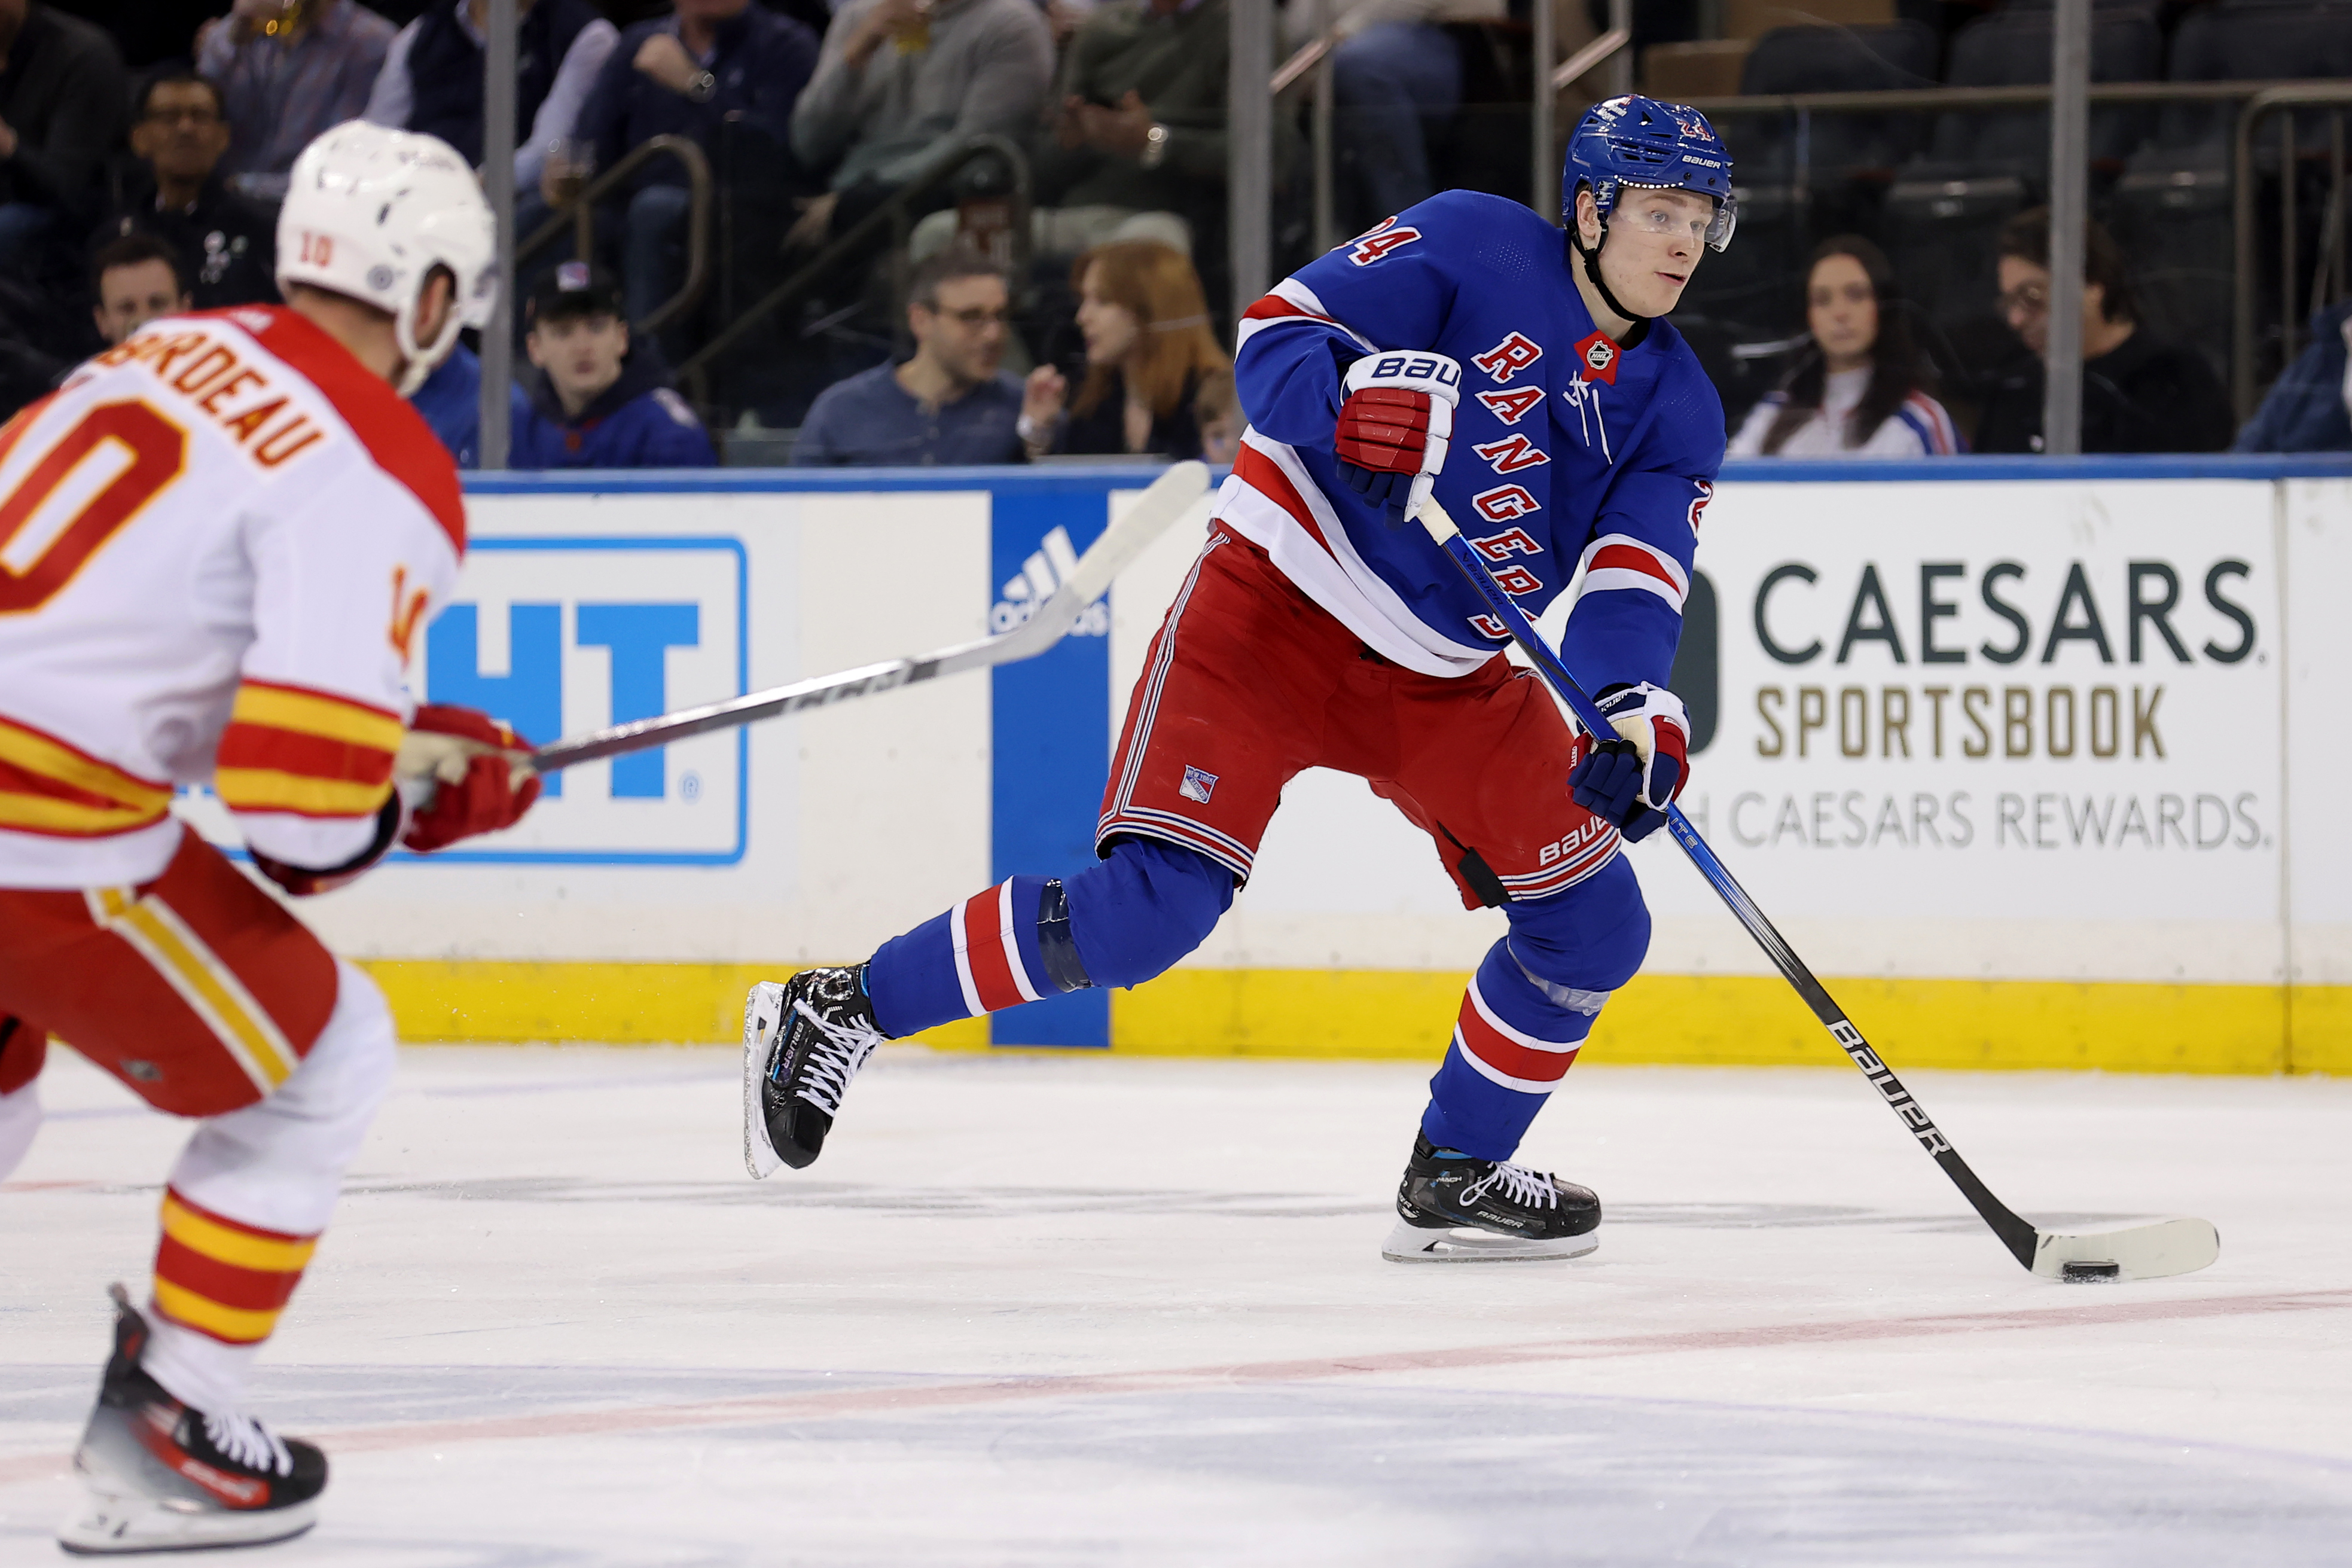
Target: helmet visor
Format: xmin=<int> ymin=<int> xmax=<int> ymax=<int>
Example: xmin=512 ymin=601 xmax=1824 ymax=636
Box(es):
xmin=1610 ymin=183 xmax=1738 ymax=253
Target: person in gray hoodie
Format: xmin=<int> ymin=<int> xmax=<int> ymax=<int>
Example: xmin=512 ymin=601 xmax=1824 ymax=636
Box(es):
xmin=786 ymin=0 xmax=1052 ymax=251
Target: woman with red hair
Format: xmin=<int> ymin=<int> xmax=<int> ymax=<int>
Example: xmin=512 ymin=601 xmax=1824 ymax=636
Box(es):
xmin=1020 ymin=239 xmax=1228 ymax=460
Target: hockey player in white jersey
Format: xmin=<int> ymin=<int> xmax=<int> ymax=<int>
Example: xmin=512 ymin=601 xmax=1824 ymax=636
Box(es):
xmin=0 ymin=123 xmax=540 ymax=1554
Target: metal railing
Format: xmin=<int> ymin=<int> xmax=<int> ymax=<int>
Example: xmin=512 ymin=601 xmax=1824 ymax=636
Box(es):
xmin=675 ymin=135 xmax=1031 ymax=399
xmin=2232 ymin=84 xmax=2352 ymax=420
xmin=517 ymin=133 xmax=715 ymax=337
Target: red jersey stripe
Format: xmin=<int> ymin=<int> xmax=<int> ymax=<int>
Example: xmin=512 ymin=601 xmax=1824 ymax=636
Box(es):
xmin=1233 ymin=444 xmax=1337 ymax=557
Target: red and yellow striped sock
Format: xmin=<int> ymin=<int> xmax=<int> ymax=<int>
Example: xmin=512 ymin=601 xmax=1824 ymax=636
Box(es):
xmin=151 ymin=1188 xmax=318 ymax=1346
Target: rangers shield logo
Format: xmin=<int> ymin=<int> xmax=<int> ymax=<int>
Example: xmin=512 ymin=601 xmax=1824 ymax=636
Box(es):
xmin=1179 ymin=765 xmax=1219 ymax=804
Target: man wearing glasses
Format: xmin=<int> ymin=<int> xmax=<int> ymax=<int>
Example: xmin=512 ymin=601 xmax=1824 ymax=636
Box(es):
xmin=1975 ymin=206 xmax=2232 ymax=454
xmin=91 ymin=73 xmax=278 ymax=310
xmin=794 ymin=248 xmax=1028 ymax=466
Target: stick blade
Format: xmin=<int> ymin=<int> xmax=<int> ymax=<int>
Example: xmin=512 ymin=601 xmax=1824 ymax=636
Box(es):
xmin=2031 ymin=1217 xmax=2219 ymax=1282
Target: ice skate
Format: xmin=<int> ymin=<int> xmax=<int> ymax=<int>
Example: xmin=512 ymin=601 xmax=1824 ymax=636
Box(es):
xmin=743 ymin=966 xmax=889 ymax=1177
xmin=1382 ymin=1135 xmax=1601 ymax=1263
xmin=58 ymin=1285 xmax=327 ymax=1556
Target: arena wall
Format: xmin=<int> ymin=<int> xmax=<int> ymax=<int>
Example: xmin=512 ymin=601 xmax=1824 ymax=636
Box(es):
xmin=197 ymin=459 xmax=2352 ymax=1072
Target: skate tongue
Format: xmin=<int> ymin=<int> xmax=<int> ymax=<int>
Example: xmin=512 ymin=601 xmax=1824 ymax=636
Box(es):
xmin=203 ymin=1411 xmax=293 ymax=1476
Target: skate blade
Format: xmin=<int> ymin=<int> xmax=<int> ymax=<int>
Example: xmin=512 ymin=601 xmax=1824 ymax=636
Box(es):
xmin=1381 ymin=1217 xmax=1600 ymax=1264
xmin=59 ymin=1493 xmax=317 ymax=1555
xmin=742 ymin=981 xmax=786 ymax=1180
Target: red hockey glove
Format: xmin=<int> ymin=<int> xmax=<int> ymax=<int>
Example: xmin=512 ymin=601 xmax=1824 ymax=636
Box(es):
xmin=1334 ymin=350 xmax=1460 ymax=525
xmin=398 ymin=704 xmax=542 ymax=853
xmin=1567 ymin=682 xmax=1690 ymax=844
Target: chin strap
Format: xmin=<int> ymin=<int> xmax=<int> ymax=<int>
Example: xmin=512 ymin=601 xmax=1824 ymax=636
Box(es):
xmin=1566 ymin=222 xmax=1649 ymax=331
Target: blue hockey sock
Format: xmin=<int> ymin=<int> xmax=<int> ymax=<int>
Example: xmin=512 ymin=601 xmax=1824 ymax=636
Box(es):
xmin=865 ymin=838 xmax=1234 ymax=1038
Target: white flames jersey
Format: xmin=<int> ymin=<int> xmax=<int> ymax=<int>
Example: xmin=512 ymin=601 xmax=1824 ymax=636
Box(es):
xmin=0 ymin=306 xmax=466 ymax=889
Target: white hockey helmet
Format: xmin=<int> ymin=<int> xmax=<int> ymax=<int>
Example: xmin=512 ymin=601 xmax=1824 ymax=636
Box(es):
xmin=276 ymin=121 xmax=497 ymax=395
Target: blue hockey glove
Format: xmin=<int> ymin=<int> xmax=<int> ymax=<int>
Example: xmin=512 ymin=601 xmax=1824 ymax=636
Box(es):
xmin=1334 ymin=351 xmax=1462 ymax=524
xmin=1568 ymin=682 xmax=1691 ymax=843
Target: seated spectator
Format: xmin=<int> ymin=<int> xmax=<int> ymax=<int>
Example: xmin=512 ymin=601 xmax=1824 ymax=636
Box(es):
xmin=1193 ymin=362 xmax=1239 ymax=466
xmin=786 ymin=0 xmax=1052 ymax=254
xmin=1019 ymin=239 xmax=1225 ymax=459
xmin=197 ymin=0 xmax=396 ymax=202
xmin=89 ymin=233 xmax=188 ymax=345
xmin=572 ymin=0 xmax=819 ymax=329
xmin=410 ymin=341 xmax=534 ymax=469
xmin=1296 ymin=0 xmax=1500 ymax=230
xmin=511 ymin=261 xmax=717 ymax=468
xmin=795 ymin=249 xmax=1025 ymax=465
xmin=0 ymin=2 xmax=129 ymax=278
xmin=363 ymin=0 xmax=618 ymax=200
xmin=919 ymin=0 xmax=1291 ymax=269
xmin=1731 ymin=236 xmax=1961 ymax=459
xmin=91 ymin=72 xmax=277 ymax=310
xmin=1974 ymin=208 xmax=2232 ymax=455
xmin=2234 ymin=299 xmax=2352 ymax=454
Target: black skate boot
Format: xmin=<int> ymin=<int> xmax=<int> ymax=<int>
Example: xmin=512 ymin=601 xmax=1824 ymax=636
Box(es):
xmin=743 ymin=965 xmax=890 ymax=1177
xmin=1383 ymin=1134 xmax=1602 ymax=1263
xmin=59 ymin=1284 xmax=327 ymax=1555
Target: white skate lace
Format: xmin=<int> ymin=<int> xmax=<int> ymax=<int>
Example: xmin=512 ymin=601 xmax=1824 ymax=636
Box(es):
xmin=791 ymin=999 xmax=884 ymax=1115
xmin=201 ymin=1411 xmax=292 ymax=1476
xmin=1462 ymin=1161 xmax=1561 ymax=1212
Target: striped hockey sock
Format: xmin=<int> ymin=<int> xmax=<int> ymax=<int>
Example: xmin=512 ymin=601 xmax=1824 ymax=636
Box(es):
xmin=1418 ymin=941 xmax=1607 ymax=1161
xmin=139 ymin=1188 xmax=318 ymax=1413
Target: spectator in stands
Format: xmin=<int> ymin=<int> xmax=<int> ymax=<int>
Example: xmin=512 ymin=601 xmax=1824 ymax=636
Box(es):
xmin=91 ymin=72 xmax=277 ymax=310
xmin=946 ymin=0 xmax=1279 ymax=269
xmin=786 ymin=0 xmax=1052 ymax=254
xmin=1193 ymin=362 xmax=1239 ymax=466
xmin=511 ymin=261 xmax=716 ymax=468
xmin=364 ymin=0 xmax=618 ymax=200
xmin=90 ymin=233 xmax=187 ymax=345
xmin=1019 ymin=239 xmax=1225 ymax=459
xmin=795 ymin=249 xmax=1025 ymax=465
xmin=2234 ymin=299 xmax=2352 ymax=454
xmin=0 ymin=1 xmax=129 ymax=277
xmin=197 ymin=0 xmax=396 ymax=202
xmin=1302 ymin=0 xmax=1496 ymax=228
xmin=1974 ymin=208 xmax=2232 ymax=455
xmin=573 ymin=0 xmax=819 ymax=330
xmin=1731 ymin=236 xmax=1960 ymax=459
xmin=411 ymin=341 xmax=534 ymax=469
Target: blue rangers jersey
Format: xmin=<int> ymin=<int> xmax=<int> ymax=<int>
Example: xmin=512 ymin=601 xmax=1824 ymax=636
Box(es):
xmin=1224 ymin=188 xmax=1724 ymax=692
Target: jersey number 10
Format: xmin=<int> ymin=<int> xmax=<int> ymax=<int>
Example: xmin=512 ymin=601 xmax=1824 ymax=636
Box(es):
xmin=0 ymin=399 xmax=190 ymax=615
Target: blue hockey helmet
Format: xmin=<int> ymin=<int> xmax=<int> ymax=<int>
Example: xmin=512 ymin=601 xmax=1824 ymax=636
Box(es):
xmin=1563 ymin=94 xmax=1737 ymax=252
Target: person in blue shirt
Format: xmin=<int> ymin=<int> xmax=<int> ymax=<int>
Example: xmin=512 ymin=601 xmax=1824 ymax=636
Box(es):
xmin=510 ymin=261 xmax=716 ymax=468
xmin=571 ymin=0 xmax=818 ymax=327
xmin=794 ymin=250 xmax=1026 ymax=465
xmin=739 ymin=97 xmax=1735 ymax=1267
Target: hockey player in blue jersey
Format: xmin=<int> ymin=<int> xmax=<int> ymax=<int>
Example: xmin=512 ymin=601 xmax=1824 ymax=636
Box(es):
xmin=743 ymin=96 xmax=1735 ymax=1263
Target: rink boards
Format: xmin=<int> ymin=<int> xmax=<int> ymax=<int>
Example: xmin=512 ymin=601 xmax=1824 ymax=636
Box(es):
xmin=230 ymin=458 xmax=2352 ymax=1073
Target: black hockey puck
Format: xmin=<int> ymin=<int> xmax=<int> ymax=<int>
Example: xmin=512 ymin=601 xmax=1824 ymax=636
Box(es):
xmin=2061 ymin=1261 xmax=2121 ymax=1282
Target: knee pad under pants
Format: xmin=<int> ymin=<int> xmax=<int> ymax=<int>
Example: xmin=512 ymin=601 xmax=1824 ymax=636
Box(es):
xmin=866 ymin=837 xmax=1235 ymax=1038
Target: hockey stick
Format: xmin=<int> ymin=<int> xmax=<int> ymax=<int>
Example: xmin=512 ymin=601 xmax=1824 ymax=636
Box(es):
xmin=1416 ymin=497 xmax=2219 ymax=1283
xmin=400 ymin=462 xmax=1211 ymax=785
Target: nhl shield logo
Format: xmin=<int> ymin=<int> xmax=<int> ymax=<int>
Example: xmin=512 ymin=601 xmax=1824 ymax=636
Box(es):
xmin=1574 ymin=330 xmax=1621 ymax=385
xmin=1179 ymin=765 xmax=1219 ymax=804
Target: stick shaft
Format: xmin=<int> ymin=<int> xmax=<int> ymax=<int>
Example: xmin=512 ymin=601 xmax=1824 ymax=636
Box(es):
xmin=1417 ymin=500 xmax=2038 ymax=1267
xmin=524 ymin=462 xmax=1210 ymax=776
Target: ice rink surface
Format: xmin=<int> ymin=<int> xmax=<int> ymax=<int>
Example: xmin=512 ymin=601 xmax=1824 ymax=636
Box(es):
xmin=5 ymin=1043 xmax=2350 ymax=1566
